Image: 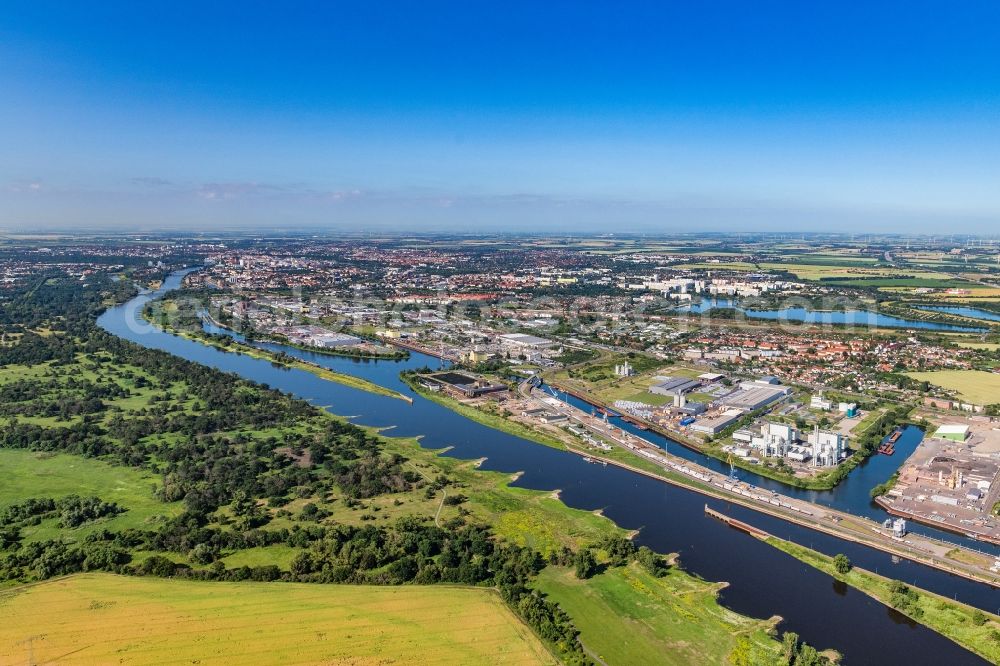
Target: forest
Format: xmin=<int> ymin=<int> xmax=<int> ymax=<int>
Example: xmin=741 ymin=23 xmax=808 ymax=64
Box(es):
xmin=0 ymin=270 xmax=595 ymax=664
xmin=0 ymin=268 xmax=831 ymax=665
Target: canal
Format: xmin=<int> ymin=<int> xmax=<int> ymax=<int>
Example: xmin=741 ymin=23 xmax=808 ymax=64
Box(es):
xmin=97 ymin=269 xmax=997 ymax=665
xmin=549 ymin=388 xmax=999 ymax=555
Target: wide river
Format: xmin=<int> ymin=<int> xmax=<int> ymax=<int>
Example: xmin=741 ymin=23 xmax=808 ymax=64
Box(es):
xmin=98 ymin=269 xmax=998 ymax=665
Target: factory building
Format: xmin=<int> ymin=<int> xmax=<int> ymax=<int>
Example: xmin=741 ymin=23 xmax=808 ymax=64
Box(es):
xmin=934 ymin=424 xmax=970 ymax=442
xmin=807 ymin=427 xmax=848 ymax=467
xmin=838 ymin=402 xmax=859 ymax=417
xmin=750 ymin=422 xmax=798 ymax=458
xmin=690 ymin=408 xmax=745 ymax=435
xmin=649 ymin=376 xmax=702 ymax=397
xmin=743 ymin=422 xmax=846 ymax=467
xmin=498 ymin=333 xmax=555 ymax=349
xmin=614 ymin=362 xmax=634 ymax=377
xmin=463 ymin=348 xmax=494 ymax=364
xmin=810 ymin=393 xmax=833 ymax=411
xmin=719 ymin=379 xmax=791 ymax=411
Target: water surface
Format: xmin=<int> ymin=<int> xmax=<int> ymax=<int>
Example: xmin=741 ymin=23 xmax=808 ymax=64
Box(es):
xmin=95 ymin=270 xmax=994 ymax=665
xmin=675 ymin=298 xmax=986 ymax=332
xmin=917 ymin=305 xmax=1000 ymax=323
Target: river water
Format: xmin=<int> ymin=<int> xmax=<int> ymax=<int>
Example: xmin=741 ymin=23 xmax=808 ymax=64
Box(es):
xmin=551 ymin=390 xmax=998 ymax=553
xmin=916 ymin=305 xmax=1000 ymax=324
xmin=674 ymin=298 xmax=988 ymax=332
xmin=97 ymin=269 xmax=997 ymax=665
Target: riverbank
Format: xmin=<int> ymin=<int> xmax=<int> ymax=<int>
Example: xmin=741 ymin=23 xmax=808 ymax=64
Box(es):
xmin=533 ymin=563 xmax=791 ymax=665
xmin=761 ymin=535 xmax=1000 ymax=664
xmin=144 ymin=305 xmax=411 ymax=402
xmin=545 ymin=377 xmax=867 ymax=491
xmin=399 ymin=373 xmax=567 ymax=449
xmin=96 ymin=267 xmax=995 ymax=664
xmin=339 ymin=421 xmax=823 ymax=663
xmin=883 ymin=301 xmax=1000 ymax=333
xmin=545 ymin=422 xmax=1000 ymax=588
xmin=201 ymin=309 xmax=410 ymax=361
xmin=399 ymin=372 xmax=717 ymax=490
xmin=406 ymin=368 xmax=1000 ymax=586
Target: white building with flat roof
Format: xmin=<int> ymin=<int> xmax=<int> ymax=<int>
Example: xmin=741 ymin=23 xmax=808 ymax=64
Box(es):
xmin=745 ymin=423 xmax=846 ymax=467
xmin=807 ymin=428 xmax=847 ymax=467
xmin=499 ymin=333 xmax=555 ymax=349
xmin=690 ymin=408 xmax=745 ymax=435
xmin=751 ymin=422 xmax=797 ymax=458
xmin=810 ymin=394 xmax=833 ymax=411
xmin=934 ymin=424 xmax=970 ymax=442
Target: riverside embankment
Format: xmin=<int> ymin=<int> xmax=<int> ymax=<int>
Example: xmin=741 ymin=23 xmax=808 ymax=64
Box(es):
xmin=96 ymin=269 xmax=995 ymax=666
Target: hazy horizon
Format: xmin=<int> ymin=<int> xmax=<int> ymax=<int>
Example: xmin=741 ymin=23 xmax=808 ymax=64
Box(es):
xmin=3 ymin=2 xmax=999 ymax=233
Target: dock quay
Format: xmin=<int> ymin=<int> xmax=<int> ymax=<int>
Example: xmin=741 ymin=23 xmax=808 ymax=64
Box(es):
xmin=547 ymin=380 xmax=708 ymax=453
xmin=527 ymin=384 xmax=1000 ymax=587
xmin=876 ymin=497 xmax=1000 ymax=547
xmin=705 ymin=505 xmax=771 ymax=539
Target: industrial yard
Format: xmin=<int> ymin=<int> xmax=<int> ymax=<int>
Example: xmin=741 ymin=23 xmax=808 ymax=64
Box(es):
xmin=877 ymin=416 xmax=1000 ymax=545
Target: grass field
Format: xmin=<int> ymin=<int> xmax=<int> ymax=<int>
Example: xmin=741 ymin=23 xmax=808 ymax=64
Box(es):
xmin=534 ymin=563 xmax=783 ymax=666
xmin=0 ymin=449 xmax=182 ymax=543
xmin=218 ymin=544 xmax=301 ymax=570
xmin=280 ymin=425 xmax=621 ymax=556
xmin=905 ymin=370 xmax=1000 ymax=405
xmin=0 ymin=574 xmax=555 ymax=665
xmin=955 ymin=342 xmax=1000 ymax=351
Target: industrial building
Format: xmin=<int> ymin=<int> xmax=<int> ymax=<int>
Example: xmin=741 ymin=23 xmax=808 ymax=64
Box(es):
xmin=463 ymin=348 xmax=493 ymax=364
xmin=807 ymin=427 xmax=848 ymax=467
xmin=934 ymin=424 xmax=970 ymax=442
xmin=751 ymin=422 xmax=799 ymax=458
xmin=838 ymin=402 xmax=859 ymax=417
xmin=614 ymin=362 xmax=634 ymax=377
xmin=499 ymin=333 xmax=555 ymax=349
xmin=810 ymin=394 xmax=833 ymax=411
xmin=690 ymin=408 xmax=745 ymax=435
xmin=648 ymin=376 xmax=702 ymax=397
xmin=273 ymin=325 xmax=365 ymax=349
xmin=718 ymin=379 xmax=791 ymax=411
xmin=421 ymin=371 xmax=509 ymax=399
xmin=739 ymin=422 xmax=846 ymax=467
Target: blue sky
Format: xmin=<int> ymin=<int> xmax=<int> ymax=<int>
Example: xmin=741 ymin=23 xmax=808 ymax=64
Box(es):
xmin=2 ymin=1 xmax=999 ymax=233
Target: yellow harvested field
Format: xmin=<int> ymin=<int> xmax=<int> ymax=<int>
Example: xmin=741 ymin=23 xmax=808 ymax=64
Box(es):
xmin=906 ymin=370 xmax=1000 ymax=406
xmin=955 ymin=342 xmax=1000 ymax=351
xmin=0 ymin=574 xmax=555 ymax=666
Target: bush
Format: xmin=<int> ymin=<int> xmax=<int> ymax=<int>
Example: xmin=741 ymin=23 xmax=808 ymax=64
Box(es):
xmin=138 ymin=555 xmax=181 ymax=577
xmin=637 ymin=546 xmax=669 ymax=577
xmin=574 ymin=549 xmax=598 ymax=579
